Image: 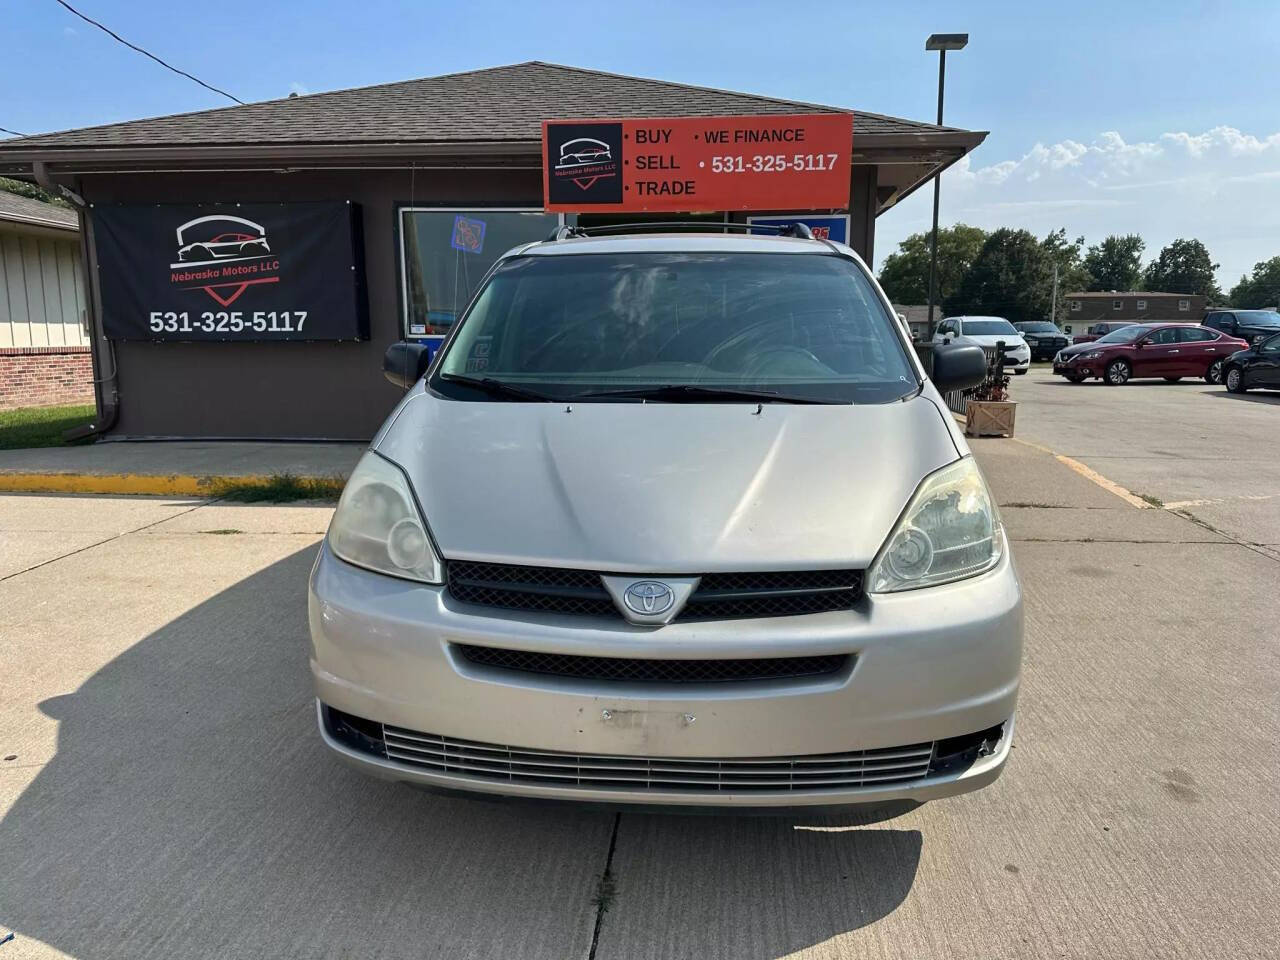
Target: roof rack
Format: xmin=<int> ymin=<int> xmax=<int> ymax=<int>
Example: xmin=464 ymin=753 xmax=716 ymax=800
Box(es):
xmin=545 ymin=221 xmax=814 ymax=241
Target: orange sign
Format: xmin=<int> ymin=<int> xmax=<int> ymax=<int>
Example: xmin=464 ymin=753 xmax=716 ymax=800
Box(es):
xmin=542 ymin=114 xmax=853 ymax=213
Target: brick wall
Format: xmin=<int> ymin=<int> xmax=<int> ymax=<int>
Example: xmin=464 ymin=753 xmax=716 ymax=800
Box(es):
xmin=0 ymin=346 xmax=95 ymax=410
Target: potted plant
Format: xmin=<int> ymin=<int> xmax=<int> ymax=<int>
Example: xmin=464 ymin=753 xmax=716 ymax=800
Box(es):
xmin=965 ymin=353 xmax=1016 ymax=437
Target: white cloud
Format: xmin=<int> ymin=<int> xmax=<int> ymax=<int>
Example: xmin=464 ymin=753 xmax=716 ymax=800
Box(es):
xmin=876 ymin=125 xmax=1280 ymax=287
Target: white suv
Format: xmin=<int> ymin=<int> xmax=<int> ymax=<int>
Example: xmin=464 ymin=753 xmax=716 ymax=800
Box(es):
xmin=933 ymin=316 xmax=1031 ymax=374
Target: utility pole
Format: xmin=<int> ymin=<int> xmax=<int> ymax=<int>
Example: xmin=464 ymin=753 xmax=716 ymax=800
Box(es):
xmin=1050 ymin=262 xmax=1059 ymax=326
xmin=925 ymin=34 xmax=968 ymax=335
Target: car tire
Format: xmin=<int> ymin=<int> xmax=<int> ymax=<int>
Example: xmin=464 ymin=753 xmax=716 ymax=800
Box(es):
xmin=1104 ymin=359 xmax=1131 ymax=385
xmin=1205 ymin=359 xmax=1224 ymax=384
xmin=1225 ymin=366 xmax=1247 ymax=393
xmin=1065 ymin=372 xmax=1087 ymax=383
xmin=1014 ymin=368 xmax=1028 ymax=375
xmin=1163 ymin=377 xmax=1183 ymax=383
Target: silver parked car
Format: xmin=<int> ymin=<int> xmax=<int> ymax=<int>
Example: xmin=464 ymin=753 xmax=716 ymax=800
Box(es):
xmin=310 ymin=227 xmax=1022 ymax=810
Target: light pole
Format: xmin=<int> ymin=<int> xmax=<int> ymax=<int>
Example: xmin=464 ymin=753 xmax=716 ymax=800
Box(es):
xmin=925 ymin=33 xmax=968 ymax=335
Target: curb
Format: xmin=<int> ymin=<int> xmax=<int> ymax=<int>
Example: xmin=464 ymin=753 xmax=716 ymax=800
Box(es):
xmin=0 ymin=472 xmax=330 ymax=497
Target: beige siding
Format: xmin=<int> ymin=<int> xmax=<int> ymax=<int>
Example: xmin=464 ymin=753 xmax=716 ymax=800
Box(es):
xmin=0 ymin=232 xmax=88 ymax=348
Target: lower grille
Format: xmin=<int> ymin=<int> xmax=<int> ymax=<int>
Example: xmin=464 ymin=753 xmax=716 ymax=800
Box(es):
xmin=322 ymin=707 xmax=1006 ymax=797
xmin=455 ymin=644 xmax=849 ymax=684
xmin=381 ymin=726 xmax=934 ymax=792
xmin=446 ymin=561 xmax=863 ymax=621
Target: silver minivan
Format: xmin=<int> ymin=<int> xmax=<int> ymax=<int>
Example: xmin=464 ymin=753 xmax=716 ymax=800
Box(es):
xmin=309 ymin=226 xmax=1022 ymax=809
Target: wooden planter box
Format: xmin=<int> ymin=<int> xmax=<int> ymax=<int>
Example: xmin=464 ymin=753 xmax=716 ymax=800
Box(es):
xmin=965 ymin=400 xmax=1017 ymax=438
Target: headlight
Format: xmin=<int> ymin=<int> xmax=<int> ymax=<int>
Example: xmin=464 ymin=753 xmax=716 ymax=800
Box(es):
xmin=868 ymin=457 xmax=1003 ymax=593
xmin=1081 ymin=351 xmax=1102 ymax=360
xmin=328 ymin=451 xmax=443 ymax=583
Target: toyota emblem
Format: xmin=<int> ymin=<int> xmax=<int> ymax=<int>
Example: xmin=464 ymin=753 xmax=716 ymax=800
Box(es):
xmin=622 ymin=580 xmax=675 ymax=616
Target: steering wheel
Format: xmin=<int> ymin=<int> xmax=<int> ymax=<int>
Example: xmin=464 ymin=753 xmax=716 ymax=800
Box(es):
xmin=739 ymin=345 xmax=836 ymax=380
xmin=522 ymin=317 xmax=604 ymax=369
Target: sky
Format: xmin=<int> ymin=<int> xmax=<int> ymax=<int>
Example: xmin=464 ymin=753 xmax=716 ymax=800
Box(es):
xmin=4 ymin=0 xmax=1279 ymax=288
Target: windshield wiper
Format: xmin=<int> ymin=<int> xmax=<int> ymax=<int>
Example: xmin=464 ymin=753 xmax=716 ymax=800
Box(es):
xmin=571 ymin=384 xmax=844 ymax=404
xmin=437 ymin=373 xmax=558 ymax=402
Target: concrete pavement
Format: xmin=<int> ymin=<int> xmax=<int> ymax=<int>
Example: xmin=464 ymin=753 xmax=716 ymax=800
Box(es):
xmin=1008 ymin=366 xmax=1280 ymax=557
xmin=1 ymin=387 xmax=1278 ymax=957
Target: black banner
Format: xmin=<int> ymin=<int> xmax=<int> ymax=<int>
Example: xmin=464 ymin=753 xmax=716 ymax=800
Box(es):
xmin=544 ymin=122 xmax=624 ymax=207
xmin=93 ymin=201 xmax=368 ymax=341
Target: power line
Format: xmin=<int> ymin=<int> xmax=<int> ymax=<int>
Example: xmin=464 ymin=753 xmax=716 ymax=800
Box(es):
xmin=0 ymin=126 xmax=26 ymax=137
xmin=50 ymin=0 xmax=244 ymax=105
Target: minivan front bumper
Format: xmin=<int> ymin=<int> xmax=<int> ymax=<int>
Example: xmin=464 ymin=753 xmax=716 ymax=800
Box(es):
xmin=309 ymin=540 xmax=1022 ymax=808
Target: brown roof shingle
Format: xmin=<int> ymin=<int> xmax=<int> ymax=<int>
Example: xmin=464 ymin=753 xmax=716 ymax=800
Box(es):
xmin=0 ymin=190 xmax=78 ymax=230
xmin=1 ymin=61 xmax=965 ymax=151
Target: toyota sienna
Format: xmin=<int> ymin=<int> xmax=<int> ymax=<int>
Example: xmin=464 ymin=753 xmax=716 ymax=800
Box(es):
xmin=309 ymin=225 xmax=1022 ymax=810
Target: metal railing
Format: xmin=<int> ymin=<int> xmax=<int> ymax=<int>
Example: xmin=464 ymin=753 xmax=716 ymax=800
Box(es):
xmin=913 ymin=339 xmax=1008 ymax=416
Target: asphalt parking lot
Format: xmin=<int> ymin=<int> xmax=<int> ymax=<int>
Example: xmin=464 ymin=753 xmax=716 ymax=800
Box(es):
xmin=1 ymin=373 xmax=1277 ymax=959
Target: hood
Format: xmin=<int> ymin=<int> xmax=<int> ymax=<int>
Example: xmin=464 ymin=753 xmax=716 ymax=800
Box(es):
xmin=1020 ymin=329 xmax=1065 ymax=339
xmin=962 ymin=333 xmax=1026 ymax=347
xmin=1058 ymin=341 xmax=1108 ymax=357
xmin=375 ymin=392 xmax=961 ymax=571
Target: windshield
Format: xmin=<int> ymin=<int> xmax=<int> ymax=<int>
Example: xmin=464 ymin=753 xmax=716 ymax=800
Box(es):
xmin=1095 ymin=324 xmax=1148 ymax=344
xmin=433 ymin=252 xmax=917 ymax=403
xmin=1016 ymin=323 xmax=1059 ymax=333
xmin=960 ymin=319 xmax=1017 ymax=336
xmin=1235 ymin=310 xmax=1280 ymax=328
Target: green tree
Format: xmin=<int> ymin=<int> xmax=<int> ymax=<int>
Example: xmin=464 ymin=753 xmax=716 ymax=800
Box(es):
xmin=1228 ymin=257 xmax=1280 ymax=308
xmin=0 ymin=176 xmax=70 ymax=209
xmin=877 ymin=223 xmax=987 ymax=306
xmin=1143 ymin=238 xmax=1223 ymax=300
xmin=1040 ymin=228 xmax=1092 ymax=327
xmin=945 ymin=228 xmax=1056 ymax=324
xmin=1083 ymin=234 xmax=1145 ymax=292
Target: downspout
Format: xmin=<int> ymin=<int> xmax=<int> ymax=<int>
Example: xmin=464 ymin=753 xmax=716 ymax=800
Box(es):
xmin=32 ymin=161 xmax=119 ymax=440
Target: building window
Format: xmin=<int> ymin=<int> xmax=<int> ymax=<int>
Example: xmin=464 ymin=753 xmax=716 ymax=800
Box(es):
xmin=1136 ymin=299 xmax=1147 ymax=311
xmin=1112 ymin=299 xmax=1123 ymax=310
xmin=399 ymin=207 xmax=560 ymax=337
xmin=1179 ymin=299 xmax=1190 ymax=311
xmin=1071 ymin=300 xmax=1082 ymax=312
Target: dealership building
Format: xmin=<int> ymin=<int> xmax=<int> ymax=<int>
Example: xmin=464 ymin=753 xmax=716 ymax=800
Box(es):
xmin=0 ymin=62 xmax=986 ymax=440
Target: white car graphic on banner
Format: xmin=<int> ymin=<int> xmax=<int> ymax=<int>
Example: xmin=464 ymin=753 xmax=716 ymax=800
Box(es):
xmin=174 ymin=215 xmax=272 ymax=267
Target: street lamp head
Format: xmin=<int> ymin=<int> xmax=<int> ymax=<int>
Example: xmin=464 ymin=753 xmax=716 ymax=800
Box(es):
xmin=926 ymin=33 xmax=969 ymax=51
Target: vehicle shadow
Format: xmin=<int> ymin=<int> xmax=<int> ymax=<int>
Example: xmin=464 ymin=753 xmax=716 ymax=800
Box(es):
xmin=594 ymin=813 xmax=921 ymax=959
xmin=1037 ymin=379 xmax=1215 ymax=387
xmin=1206 ymin=390 xmax=1280 ymax=405
xmin=0 ymin=546 xmax=920 ymax=960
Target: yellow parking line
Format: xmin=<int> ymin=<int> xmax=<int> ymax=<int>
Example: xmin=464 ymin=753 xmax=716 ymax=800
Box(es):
xmin=0 ymin=473 xmax=275 ymax=497
xmin=1010 ymin=438 xmax=1153 ymax=509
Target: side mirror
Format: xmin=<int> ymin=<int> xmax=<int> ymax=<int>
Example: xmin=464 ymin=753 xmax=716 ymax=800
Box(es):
xmin=383 ymin=341 xmax=432 ymax=388
xmin=1136 ymin=338 xmax=1152 ymax=347
xmin=930 ymin=341 xmax=987 ymax=393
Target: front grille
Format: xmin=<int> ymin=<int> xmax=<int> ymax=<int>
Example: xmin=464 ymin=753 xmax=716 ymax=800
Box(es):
xmin=381 ymin=726 xmax=934 ymax=793
xmin=446 ymin=561 xmax=863 ymax=621
xmin=455 ymin=644 xmax=849 ymax=684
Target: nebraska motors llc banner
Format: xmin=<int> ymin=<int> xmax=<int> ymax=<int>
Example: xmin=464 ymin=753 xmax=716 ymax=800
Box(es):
xmin=92 ymin=201 xmax=368 ymax=341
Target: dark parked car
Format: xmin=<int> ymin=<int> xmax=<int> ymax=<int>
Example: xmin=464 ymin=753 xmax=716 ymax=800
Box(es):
xmin=1203 ymin=310 xmax=1280 ymax=346
xmin=1068 ymin=321 xmax=1139 ymax=345
xmin=1052 ymin=322 xmax=1248 ymax=385
xmin=1223 ymin=331 xmax=1280 ymax=393
xmin=1013 ymin=322 xmax=1069 ymax=360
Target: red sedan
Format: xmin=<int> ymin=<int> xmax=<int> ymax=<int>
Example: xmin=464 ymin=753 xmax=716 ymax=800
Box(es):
xmin=1052 ymin=322 xmax=1248 ymax=385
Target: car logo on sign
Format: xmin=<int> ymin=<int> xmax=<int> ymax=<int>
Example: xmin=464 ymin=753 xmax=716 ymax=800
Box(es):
xmin=623 ymin=581 xmax=675 ymax=615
